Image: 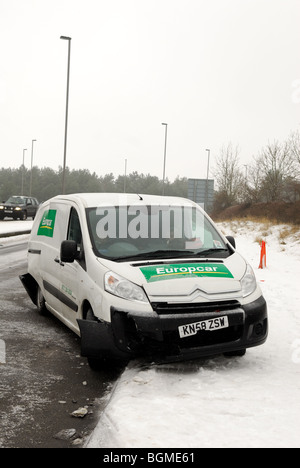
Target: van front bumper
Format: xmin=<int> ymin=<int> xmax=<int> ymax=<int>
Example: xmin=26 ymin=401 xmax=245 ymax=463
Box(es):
xmin=78 ymin=295 xmax=268 ymax=362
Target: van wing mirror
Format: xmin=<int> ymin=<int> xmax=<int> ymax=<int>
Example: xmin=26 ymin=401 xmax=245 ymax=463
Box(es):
xmin=226 ymin=235 xmax=236 ymax=249
xmin=60 ymin=240 xmax=78 ymax=263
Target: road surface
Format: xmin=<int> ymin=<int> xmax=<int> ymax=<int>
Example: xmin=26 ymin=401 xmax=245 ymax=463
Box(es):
xmin=0 ymin=238 xmax=122 ymax=448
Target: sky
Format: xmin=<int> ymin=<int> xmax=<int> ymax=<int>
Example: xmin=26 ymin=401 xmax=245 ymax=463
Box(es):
xmin=1 ymin=0 xmax=300 ymax=183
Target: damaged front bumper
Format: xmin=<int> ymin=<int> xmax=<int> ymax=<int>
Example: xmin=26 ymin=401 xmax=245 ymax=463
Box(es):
xmin=77 ymin=295 xmax=268 ymax=362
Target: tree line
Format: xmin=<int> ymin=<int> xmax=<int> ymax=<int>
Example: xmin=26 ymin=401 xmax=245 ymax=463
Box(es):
xmin=1 ymin=128 xmax=299 ymax=212
xmin=212 ymin=130 xmax=300 ymax=213
xmin=0 ymin=166 xmax=188 ymax=203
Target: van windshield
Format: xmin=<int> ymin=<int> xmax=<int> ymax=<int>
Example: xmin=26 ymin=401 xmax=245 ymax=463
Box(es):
xmin=86 ymin=205 xmax=230 ymax=261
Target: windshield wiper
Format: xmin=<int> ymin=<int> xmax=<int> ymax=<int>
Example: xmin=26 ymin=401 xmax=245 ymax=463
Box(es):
xmin=107 ymin=248 xmax=229 ymax=262
xmin=194 ymin=248 xmax=228 ymax=257
xmin=111 ymin=249 xmax=196 ymax=262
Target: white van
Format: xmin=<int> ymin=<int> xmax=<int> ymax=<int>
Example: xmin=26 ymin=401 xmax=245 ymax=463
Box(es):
xmin=20 ymin=193 xmax=268 ymax=367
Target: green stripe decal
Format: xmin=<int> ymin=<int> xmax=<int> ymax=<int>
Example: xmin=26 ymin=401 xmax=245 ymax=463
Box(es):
xmin=140 ymin=263 xmax=233 ymax=283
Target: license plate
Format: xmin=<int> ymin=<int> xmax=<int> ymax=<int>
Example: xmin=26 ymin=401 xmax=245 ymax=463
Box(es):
xmin=5 ymin=210 xmax=13 ymax=214
xmin=178 ymin=316 xmax=229 ymax=338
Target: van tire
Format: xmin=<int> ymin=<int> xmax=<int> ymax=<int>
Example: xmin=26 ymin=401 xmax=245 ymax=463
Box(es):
xmin=85 ymin=307 xmax=96 ymax=322
xmin=84 ymin=307 xmax=128 ymax=370
xmin=37 ymin=286 xmax=48 ymax=316
xmin=84 ymin=308 xmax=104 ymax=370
xmin=224 ymin=349 xmax=246 ymax=357
xmin=87 ymin=355 xmax=126 ymax=371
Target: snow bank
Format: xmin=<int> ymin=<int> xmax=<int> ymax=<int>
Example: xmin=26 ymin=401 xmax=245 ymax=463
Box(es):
xmin=87 ymin=220 xmax=300 ymax=448
xmin=0 ymin=220 xmax=33 ymax=241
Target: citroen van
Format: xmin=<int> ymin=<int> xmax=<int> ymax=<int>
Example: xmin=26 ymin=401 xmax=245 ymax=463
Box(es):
xmin=20 ymin=193 xmax=268 ymax=367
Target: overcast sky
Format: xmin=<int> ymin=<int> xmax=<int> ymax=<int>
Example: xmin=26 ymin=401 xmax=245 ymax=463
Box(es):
xmin=1 ymin=0 xmax=300 ymax=182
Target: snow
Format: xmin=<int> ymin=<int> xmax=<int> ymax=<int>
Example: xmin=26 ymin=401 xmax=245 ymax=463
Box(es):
xmin=0 ymin=220 xmax=33 ymax=243
xmin=2 ymin=218 xmax=300 ymax=448
xmin=86 ymin=220 xmax=300 ymax=449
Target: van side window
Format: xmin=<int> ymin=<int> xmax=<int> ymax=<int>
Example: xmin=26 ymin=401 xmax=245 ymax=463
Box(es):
xmin=67 ymin=208 xmax=86 ymax=270
xmin=68 ymin=208 xmax=82 ymax=245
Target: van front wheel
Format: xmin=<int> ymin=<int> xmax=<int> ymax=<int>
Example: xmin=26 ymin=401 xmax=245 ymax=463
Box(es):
xmin=37 ymin=286 xmax=48 ymax=316
xmin=84 ymin=308 xmax=105 ymax=370
xmin=85 ymin=307 xmax=96 ymax=322
xmin=224 ymin=349 xmax=246 ymax=357
xmin=84 ymin=307 xmax=128 ymax=370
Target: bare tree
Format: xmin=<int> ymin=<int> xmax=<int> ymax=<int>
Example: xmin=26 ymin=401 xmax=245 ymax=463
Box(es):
xmin=254 ymin=140 xmax=295 ymax=202
xmin=213 ymin=143 xmax=245 ymax=208
xmin=288 ymin=130 xmax=300 ymax=177
xmin=245 ymin=164 xmax=263 ymax=203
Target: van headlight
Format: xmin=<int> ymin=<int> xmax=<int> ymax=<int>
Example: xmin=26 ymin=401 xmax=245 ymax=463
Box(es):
xmin=240 ymin=263 xmax=257 ymax=297
xmin=104 ymin=271 xmax=148 ymax=303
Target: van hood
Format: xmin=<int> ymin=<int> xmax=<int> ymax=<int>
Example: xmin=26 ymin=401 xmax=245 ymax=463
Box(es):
xmin=98 ymin=253 xmax=247 ymax=302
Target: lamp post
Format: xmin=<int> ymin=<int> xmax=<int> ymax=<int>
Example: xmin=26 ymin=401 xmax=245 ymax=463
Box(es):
xmin=60 ymin=36 xmax=72 ymax=194
xmin=124 ymin=158 xmax=127 ymax=193
xmin=161 ymin=123 xmax=168 ymax=195
xmin=21 ymin=148 xmax=27 ymax=196
xmin=29 ymin=139 xmax=36 ymax=197
xmin=205 ymin=148 xmax=210 ymax=211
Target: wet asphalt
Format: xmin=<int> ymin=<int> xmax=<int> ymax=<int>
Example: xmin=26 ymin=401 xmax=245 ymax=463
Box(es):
xmin=0 ymin=239 xmax=122 ymax=448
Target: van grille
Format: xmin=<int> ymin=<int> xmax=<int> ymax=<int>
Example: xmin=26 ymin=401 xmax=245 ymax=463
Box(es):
xmin=151 ymin=300 xmax=241 ymax=316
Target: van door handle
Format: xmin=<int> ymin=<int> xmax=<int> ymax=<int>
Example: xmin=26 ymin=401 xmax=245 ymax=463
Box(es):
xmin=54 ymin=257 xmax=64 ymax=266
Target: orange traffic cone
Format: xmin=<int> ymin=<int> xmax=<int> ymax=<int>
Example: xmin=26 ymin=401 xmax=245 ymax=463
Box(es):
xmin=258 ymin=240 xmax=266 ymax=269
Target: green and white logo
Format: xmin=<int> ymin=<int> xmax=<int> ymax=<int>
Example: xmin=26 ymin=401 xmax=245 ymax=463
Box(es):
xmin=37 ymin=209 xmax=57 ymax=237
xmin=140 ymin=263 xmax=233 ymax=283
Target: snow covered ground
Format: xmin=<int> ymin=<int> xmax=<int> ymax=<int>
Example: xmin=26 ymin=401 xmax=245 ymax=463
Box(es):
xmin=1 ymin=219 xmax=300 ymax=448
xmin=0 ymin=220 xmax=33 ymax=241
xmin=87 ymin=220 xmax=300 ymax=449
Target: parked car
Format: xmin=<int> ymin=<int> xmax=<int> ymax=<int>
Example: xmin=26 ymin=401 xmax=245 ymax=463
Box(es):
xmin=0 ymin=196 xmax=40 ymax=220
xmin=20 ymin=193 xmax=268 ymax=368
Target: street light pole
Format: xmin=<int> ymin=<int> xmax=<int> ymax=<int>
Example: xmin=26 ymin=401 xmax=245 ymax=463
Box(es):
xmin=60 ymin=36 xmax=72 ymax=194
xmin=124 ymin=158 xmax=127 ymax=193
xmin=29 ymin=139 xmax=36 ymax=197
xmin=205 ymin=148 xmax=210 ymax=211
xmin=161 ymin=123 xmax=168 ymax=196
xmin=22 ymin=148 xmax=27 ymax=196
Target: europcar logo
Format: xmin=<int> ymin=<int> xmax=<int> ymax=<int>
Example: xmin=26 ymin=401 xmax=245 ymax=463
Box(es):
xmin=0 ymin=339 xmax=6 ymax=364
xmin=140 ymin=263 xmax=234 ymax=283
xmin=37 ymin=209 xmax=57 ymax=238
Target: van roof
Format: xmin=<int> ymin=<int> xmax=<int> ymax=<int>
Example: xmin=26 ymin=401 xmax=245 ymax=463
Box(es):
xmin=45 ymin=193 xmax=197 ymax=208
